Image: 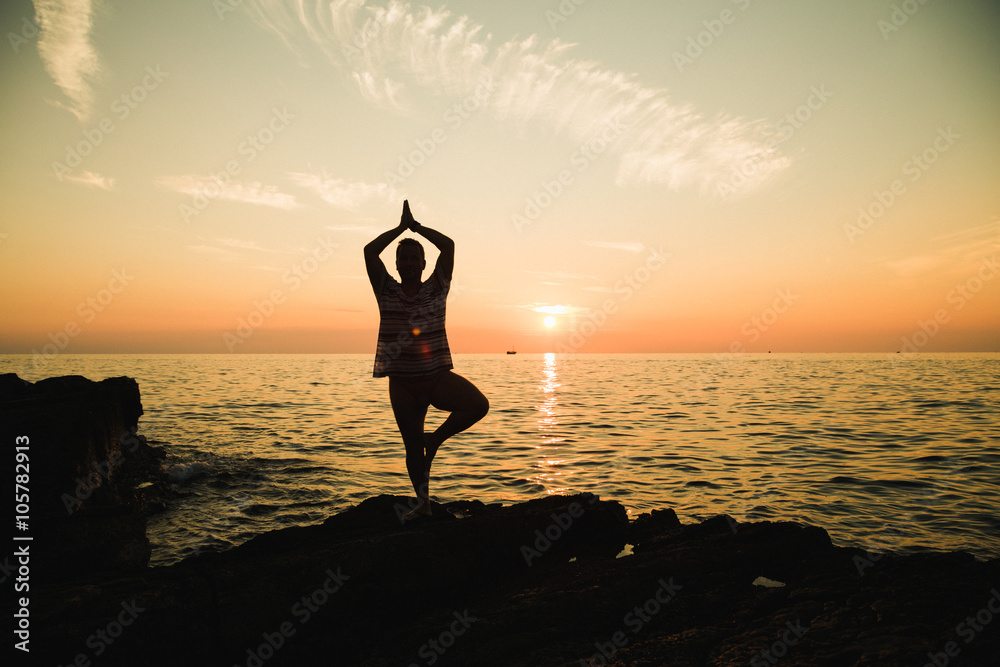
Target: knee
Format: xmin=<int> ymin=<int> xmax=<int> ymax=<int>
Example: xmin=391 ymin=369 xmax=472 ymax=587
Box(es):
xmin=476 ymin=394 xmax=490 ymax=420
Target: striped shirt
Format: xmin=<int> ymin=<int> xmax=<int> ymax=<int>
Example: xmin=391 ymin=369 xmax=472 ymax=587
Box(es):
xmin=371 ymin=265 xmax=454 ymax=378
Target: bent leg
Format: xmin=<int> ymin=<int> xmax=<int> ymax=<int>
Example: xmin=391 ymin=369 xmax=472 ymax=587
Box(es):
xmin=389 ymin=379 xmax=432 ymax=515
xmin=426 ymin=371 xmax=489 ymax=468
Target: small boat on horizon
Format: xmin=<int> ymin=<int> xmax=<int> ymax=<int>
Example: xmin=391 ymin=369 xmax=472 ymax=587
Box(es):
xmin=506 ymin=346 xmax=517 ymax=355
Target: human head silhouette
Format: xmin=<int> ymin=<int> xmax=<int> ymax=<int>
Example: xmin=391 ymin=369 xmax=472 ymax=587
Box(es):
xmin=396 ymin=237 xmax=425 ymax=283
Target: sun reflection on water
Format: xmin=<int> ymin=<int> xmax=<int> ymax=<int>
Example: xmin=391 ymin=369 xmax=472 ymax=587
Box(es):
xmin=538 ymin=353 xmax=560 ymax=440
xmin=532 ymin=352 xmax=568 ymax=494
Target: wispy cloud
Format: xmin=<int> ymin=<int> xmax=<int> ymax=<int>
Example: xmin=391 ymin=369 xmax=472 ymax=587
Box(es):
xmin=884 ymin=221 xmax=1000 ymax=279
xmin=524 ymin=269 xmax=599 ymax=281
xmin=185 ymin=238 xmax=259 ymax=257
xmin=288 ymin=172 xmax=399 ymax=209
xmin=217 ymin=237 xmax=269 ymax=252
xmin=325 ymin=224 xmax=378 ymax=233
xmin=531 ymin=304 xmax=577 ymax=315
xmin=883 ymin=254 xmax=949 ymax=280
xmin=62 ymin=170 xmax=115 ymax=190
xmin=185 ymin=244 xmax=239 ymax=257
xmin=497 ymin=302 xmax=587 ymax=314
xmin=157 ymin=175 xmax=299 ymax=210
xmin=242 ymin=0 xmax=790 ymax=195
xmin=34 ymin=0 xmax=101 ymax=121
xmin=186 ymin=237 xmax=321 ymax=265
xmin=586 ymin=241 xmax=646 ymax=254
xmin=929 ymin=220 xmax=1000 ymax=246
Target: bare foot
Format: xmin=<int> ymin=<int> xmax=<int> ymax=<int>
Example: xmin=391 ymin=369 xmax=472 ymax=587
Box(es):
xmin=402 ymin=498 xmax=432 ymax=521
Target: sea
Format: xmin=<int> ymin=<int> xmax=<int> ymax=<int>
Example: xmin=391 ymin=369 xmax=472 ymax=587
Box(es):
xmin=3 ymin=353 xmax=998 ymax=566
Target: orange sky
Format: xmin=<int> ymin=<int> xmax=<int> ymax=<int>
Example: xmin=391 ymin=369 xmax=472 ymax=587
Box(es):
xmin=1 ymin=1 xmax=998 ymax=354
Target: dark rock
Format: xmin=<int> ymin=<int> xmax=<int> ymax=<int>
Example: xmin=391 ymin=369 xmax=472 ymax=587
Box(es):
xmin=1 ymin=373 xmax=163 ymax=581
xmin=23 ymin=491 xmax=1000 ymax=666
xmin=629 ymin=507 xmax=681 ymax=545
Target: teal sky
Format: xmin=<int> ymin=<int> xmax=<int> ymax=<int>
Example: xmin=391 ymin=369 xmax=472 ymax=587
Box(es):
xmin=1 ymin=0 xmax=998 ymax=354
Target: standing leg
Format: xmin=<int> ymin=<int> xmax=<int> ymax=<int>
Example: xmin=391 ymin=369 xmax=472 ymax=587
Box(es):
xmin=425 ymin=371 xmax=489 ymax=470
xmin=389 ymin=379 xmax=432 ymax=517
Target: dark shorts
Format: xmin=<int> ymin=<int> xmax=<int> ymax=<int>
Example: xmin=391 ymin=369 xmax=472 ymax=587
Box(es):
xmin=388 ymin=369 xmax=449 ymax=410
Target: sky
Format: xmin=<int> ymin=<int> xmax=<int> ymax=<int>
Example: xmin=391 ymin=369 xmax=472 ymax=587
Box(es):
xmin=1 ymin=0 xmax=998 ymax=355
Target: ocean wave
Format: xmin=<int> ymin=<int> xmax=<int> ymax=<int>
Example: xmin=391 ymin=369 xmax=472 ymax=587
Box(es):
xmin=163 ymin=461 xmax=213 ymax=483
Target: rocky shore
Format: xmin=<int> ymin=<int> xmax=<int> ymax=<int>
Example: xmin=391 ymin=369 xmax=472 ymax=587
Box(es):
xmin=1 ymin=373 xmax=163 ymax=582
xmin=4 ymin=375 xmax=999 ymax=666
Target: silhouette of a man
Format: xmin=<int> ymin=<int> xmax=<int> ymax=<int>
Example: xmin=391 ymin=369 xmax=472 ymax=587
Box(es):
xmin=364 ymin=201 xmax=489 ymax=519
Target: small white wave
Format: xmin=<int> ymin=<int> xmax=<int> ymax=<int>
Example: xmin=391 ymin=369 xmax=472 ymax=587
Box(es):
xmin=164 ymin=461 xmax=213 ymax=484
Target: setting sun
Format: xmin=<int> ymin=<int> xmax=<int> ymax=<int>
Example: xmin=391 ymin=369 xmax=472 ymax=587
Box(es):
xmin=543 ymin=316 xmax=556 ymax=328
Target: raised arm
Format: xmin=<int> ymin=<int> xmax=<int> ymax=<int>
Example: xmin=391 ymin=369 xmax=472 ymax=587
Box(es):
xmin=364 ymin=213 xmax=407 ymax=290
xmin=404 ymin=201 xmax=455 ymax=282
